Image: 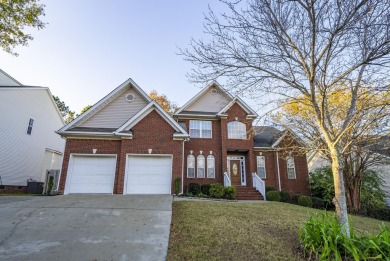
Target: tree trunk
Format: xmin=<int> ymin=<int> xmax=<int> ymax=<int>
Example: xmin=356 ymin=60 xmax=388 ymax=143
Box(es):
xmin=330 ymin=146 xmax=351 ymax=237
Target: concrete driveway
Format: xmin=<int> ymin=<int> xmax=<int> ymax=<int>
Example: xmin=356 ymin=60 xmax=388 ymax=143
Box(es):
xmin=0 ymin=195 xmax=172 ymax=261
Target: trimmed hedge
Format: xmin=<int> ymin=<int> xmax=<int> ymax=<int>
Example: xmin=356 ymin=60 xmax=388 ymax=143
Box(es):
xmin=224 ymin=186 xmax=237 ymax=200
xmin=265 ymin=185 xmax=276 ymax=193
xmin=279 ymin=191 xmax=290 ymax=202
xmin=266 ymin=191 xmax=281 ymax=201
xmin=188 ymin=183 xmax=201 ymax=195
xmin=312 ymin=196 xmax=326 ymax=209
xmin=298 ymin=195 xmax=313 ymax=208
xmin=210 ymin=183 xmax=225 ymax=198
xmin=367 ymin=207 xmax=390 ymax=221
xmin=290 ymin=194 xmax=301 ymax=204
xmin=201 ymin=184 xmax=211 ymax=196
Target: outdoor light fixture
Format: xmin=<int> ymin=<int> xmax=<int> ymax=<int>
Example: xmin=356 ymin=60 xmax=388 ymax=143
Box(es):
xmin=148 ymin=149 xmax=152 ymax=154
xmin=92 ymin=149 xmax=97 ymax=154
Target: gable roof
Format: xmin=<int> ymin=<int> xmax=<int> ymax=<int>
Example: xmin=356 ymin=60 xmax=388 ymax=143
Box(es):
xmin=175 ymin=81 xmax=232 ymax=115
xmin=253 ymin=126 xmax=307 ymax=148
xmin=58 ymin=78 xmax=152 ymax=132
xmin=217 ymin=97 xmax=258 ymax=117
xmin=0 ymin=69 xmax=22 ymax=86
xmin=57 ymin=78 xmax=189 ymax=139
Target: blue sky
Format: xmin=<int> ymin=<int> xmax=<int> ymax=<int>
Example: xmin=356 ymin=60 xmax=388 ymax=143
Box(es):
xmin=0 ymin=1 xmax=255 ymax=114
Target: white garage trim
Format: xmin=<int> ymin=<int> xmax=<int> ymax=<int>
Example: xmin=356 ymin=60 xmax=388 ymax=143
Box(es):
xmin=124 ymin=154 xmax=173 ymax=195
xmin=64 ymin=154 xmax=117 ymax=195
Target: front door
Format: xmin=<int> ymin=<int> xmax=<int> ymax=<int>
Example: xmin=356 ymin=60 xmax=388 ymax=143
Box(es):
xmin=230 ymin=160 xmax=241 ymax=185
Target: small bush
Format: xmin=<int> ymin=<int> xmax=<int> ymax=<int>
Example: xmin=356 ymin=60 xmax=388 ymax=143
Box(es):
xmin=312 ymin=196 xmax=326 ymax=209
xmin=290 ymin=194 xmax=301 ymax=204
xmin=209 ymin=183 xmax=225 ymax=198
xmin=266 ymin=191 xmax=281 ymax=201
xmin=201 ymin=184 xmax=211 ymax=196
xmin=366 ymin=207 xmax=390 ymax=221
xmin=47 ymin=176 xmax=54 ymax=195
xmin=265 ymin=185 xmax=276 ymax=193
xmin=174 ymin=178 xmax=181 ymax=195
xmin=279 ymin=191 xmax=290 ymax=202
xmin=298 ymin=195 xmax=313 ymax=208
xmin=299 ymin=212 xmax=390 ymax=260
xmin=188 ymin=183 xmax=201 ymax=195
xmin=224 ymin=186 xmax=237 ymax=200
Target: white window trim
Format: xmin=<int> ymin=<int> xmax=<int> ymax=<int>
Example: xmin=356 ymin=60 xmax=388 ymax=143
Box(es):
xmin=227 ymin=121 xmax=247 ymax=139
xmin=187 ymin=154 xmax=195 ymax=178
xmin=256 ymin=156 xmax=266 ymax=179
xmin=189 ymin=120 xmax=212 ymax=138
xmin=287 ymin=156 xmax=296 ymax=179
xmin=207 ymin=155 xmax=215 ymax=178
xmin=197 ymin=155 xmax=205 ymax=178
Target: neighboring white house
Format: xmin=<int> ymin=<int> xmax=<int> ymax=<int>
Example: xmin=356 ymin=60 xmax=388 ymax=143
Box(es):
xmin=308 ymin=149 xmax=390 ymax=207
xmin=0 ymin=69 xmax=65 ymax=189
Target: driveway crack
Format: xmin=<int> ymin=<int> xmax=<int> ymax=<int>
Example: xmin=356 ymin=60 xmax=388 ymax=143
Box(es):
xmin=0 ymin=208 xmax=36 ymax=246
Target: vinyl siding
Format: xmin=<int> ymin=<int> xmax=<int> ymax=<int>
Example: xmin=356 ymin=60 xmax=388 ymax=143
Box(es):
xmin=0 ymin=88 xmax=65 ymax=185
xmin=79 ymin=88 xmax=148 ymax=128
xmin=186 ymin=88 xmax=231 ymax=113
xmin=0 ymin=70 xmax=20 ymax=86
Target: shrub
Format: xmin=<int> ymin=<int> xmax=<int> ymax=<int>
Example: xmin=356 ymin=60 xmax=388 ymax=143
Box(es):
xmin=188 ymin=183 xmax=201 ymax=195
xmin=279 ymin=191 xmax=290 ymax=202
xmin=266 ymin=191 xmax=281 ymax=201
xmin=299 ymin=212 xmax=390 ymax=260
xmin=298 ymin=195 xmax=313 ymax=208
xmin=201 ymin=184 xmax=211 ymax=196
xmin=224 ymin=186 xmax=237 ymax=200
xmin=366 ymin=207 xmax=390 ymax=221
xmin=47 ymin=176 xmax=54 ymax=195
xmin=174 ymin=178 xmax=181 ymax=195
xmin=209 ymin=183 xmax=225 ymax=198
xmin=265 ymin=185 xmax=276 ymax=193
xmin=309 ymin=166 xmax=334 ymax=206
xmin=312 ymin=196 xmax=326 ymax=209
xmin=290 ymin=194 xmax=301 ymax=204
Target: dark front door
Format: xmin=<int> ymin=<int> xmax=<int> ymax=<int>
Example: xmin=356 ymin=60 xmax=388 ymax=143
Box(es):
xmin=230 ymin=160 xmax=241 ymax=185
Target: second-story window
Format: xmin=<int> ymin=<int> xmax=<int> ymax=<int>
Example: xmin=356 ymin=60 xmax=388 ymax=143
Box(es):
xmin=27 ymin=118 xmax=34 ymax=135
xmin=227 ymin=121 xmax=246 ymax=139
xmin=287 ymin=156 xmax=296 ymax=179
xmin=189 ymin=120 xmax=212 ymax=138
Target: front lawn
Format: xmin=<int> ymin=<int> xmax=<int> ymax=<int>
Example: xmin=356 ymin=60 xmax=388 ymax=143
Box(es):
xmin=167 ymin=201 xmax=390 ymax=261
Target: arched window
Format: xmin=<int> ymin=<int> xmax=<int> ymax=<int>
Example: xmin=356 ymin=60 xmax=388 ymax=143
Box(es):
xmin=227 ymin=121 xmax=247 ymax=139
xmin=197 ymin=155 xmax=205 ymax=178
xmin=187 ymin=155 xmax=195 ymax=178
xmin=207 ymin=155 xmax=215 ymax=178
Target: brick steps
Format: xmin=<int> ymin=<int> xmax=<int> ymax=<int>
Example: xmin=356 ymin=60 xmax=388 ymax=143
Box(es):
xmin=234 ymin=186 xmax=264 ymax=200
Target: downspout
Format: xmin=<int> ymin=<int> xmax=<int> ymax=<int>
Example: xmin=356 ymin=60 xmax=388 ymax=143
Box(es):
xmin=276 ymin=151 xmax=281 ymax=191
xmin=181 ymin=138 xmax=189 ymax=194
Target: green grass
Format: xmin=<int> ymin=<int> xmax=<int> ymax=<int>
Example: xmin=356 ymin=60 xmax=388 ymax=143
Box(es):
xmin=167 ymin=201 xmax=390 ymax=261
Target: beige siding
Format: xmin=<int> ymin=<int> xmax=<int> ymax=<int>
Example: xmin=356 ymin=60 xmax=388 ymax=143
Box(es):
xmin=80 ymin=88 xmax=148 ymax=128
xmin=308 ymin=153 xmax=330 ymax=172
xmin=186 ymin=87 xmax=231 ymax=112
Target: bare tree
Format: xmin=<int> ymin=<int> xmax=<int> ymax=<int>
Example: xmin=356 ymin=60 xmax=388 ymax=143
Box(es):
xmin=180 ymin=0 xmax=390 ymax=236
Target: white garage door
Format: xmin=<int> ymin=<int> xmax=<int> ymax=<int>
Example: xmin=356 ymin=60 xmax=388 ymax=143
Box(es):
xmin=125 ymin=156 xmax=172 ymax=194
xmin=66 ymin=155 xmax=116 ymax=194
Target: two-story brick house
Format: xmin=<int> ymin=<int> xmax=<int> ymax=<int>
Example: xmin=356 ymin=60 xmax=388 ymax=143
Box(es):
xmin=56 ymin=79 xmax=310 ymax=199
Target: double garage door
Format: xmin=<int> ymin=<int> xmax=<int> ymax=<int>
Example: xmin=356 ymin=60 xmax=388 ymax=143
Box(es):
xmin=65 ymin=155 xmax=172 ymax=194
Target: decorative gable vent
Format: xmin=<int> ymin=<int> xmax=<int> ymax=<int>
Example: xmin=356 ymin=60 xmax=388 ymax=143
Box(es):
xmin=211 ymin=88 xmax=219 ymax=95
xmin=125 ymin=93 xmax=135 ymax=102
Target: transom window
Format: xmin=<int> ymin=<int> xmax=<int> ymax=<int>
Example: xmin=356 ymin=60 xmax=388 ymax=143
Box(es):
xmin=256 ymin=156 xmax=266 ymax=178
xmin=197 ymin=155 xmax=205 ymax=178
xmin=207 ymin=155 xmax=215 ymax=178
xmin=189 ymin=120 xmax=212 ymax=138
xmin=187 ymin=155 xmax=195 ymax=178
xmin=227 ymin=121 xmax=246 ymax=139
xmin=287 ymin=156 xmax=296 ymax=179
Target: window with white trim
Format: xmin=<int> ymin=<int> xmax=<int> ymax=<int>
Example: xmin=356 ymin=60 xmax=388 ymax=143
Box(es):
xmin=227 ymin=121 xmax=246 ymax=139
xmin=287 ymin=156 xmax=296 ymax=179
xmin=197 ymin=155 xmax=205 ymax=178
xmin=189 ymin=120 xmax=212 ymax=138
xmin=187 ymin=155 xmax=195 ymax=178
xmin=207 ymin=155 xmax=215 ymax=178
xmin=257 ymin=156 xmax=266 ymax=178
xmin=27 ymin=118 xmax=34 ymax=135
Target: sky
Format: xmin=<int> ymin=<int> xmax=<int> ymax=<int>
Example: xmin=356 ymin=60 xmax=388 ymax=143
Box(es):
xmin=0 ymin=0 xmax=241 ymax=113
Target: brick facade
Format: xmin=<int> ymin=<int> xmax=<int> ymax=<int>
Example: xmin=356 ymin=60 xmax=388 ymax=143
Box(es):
xmin=59 ymin=110 xmax=183 ymax=195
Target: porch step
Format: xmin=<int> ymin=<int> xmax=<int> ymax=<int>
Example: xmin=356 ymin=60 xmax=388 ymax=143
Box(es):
xmin=234 ymin=186 xmax=264 ymax=200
